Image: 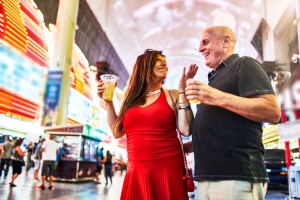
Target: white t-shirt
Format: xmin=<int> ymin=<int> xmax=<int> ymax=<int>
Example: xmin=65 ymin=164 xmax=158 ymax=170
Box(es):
xmin=42 ymin=139 xmax=59 ymax=161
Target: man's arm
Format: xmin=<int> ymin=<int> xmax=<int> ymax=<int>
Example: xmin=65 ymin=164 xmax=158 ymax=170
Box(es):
xmin=186 ymin=81 xmax=281 ymax=123
xmin=215 ymin=92 xmax=281 ymax=123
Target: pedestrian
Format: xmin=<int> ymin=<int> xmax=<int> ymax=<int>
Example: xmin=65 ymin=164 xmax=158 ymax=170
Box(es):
xmin=37 ymin=135 xmax=59 ymax=190
xmin=95 ymin=147 xmax=104 ymax=184
xmin=33 ymin=138 xmax=45 ymax=181
xmin=97 ymin=49 xmax=198 ymax=199
xmin=185 ymin=26 xmax=281 ymax=200
xmin=25 ymin=141 xmax=34 ymax=176
xmin=9 ymin=138 xmax=25 ymax=187
xmin=0 ymin=136 xmax=13 ymax=179
xmin=102 ymin=150 xmax=113 ymax=185
xmin=117 ymin=156 xmax=126 ymax=176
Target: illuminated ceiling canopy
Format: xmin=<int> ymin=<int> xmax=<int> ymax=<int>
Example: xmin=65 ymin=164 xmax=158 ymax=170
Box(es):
xmin=86 ymin=0 xmax=264 ymax=85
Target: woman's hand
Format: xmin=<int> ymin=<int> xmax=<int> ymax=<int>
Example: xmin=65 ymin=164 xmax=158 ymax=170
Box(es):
xmin=97 ymin=80 xmax=118 ymax=102
xmin=179 ymin=64 xmax=198 ymax=91
xmin=97 ymin=80 xmax=105 ymax=99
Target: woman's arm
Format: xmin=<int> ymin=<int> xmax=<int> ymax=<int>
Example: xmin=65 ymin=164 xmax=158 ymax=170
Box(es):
xmin=177 ymin=64 xmax=198 ymax=136
xmin=172 ymin=90 xmax=194 ymax=136
xmin=106 ymin=102 xmax=125 ymax=138
xmin=102 ymin=156 xmax=107 ymax=163
xmin=16 ymin=146 xmax=25 ymax=157
xmin=97 ymin=80 xmax=124 ymax=138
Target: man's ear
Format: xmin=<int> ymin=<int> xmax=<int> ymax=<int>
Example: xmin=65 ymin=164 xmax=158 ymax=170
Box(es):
xmin=223 ymin=36 xmax=230 ymax=47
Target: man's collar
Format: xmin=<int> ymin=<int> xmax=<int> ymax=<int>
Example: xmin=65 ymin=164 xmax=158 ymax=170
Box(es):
xmin=208 ymin=54 xmax=239 ymax=81
xmin=222 ymin=54 xmax=239 ymax=68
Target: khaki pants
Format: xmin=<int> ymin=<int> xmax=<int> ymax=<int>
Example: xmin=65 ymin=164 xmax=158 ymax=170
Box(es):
xmin=196 ymin=180 xmax=268 ymax=200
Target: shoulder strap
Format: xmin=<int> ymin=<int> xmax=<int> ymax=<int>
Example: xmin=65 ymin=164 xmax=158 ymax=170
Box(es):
xmin=168 ymin=90 xmax=178 ymax=129
xmin=168 ymin=89 xmax=176 ymax=107
xmin=168 ymin=90 xmax=191 ymax=178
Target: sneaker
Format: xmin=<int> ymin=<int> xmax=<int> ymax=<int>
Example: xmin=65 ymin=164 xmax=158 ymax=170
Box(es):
xmin=48 ymin=185 xmax=54 ymax=190
xmin=9 ymin=183 xmax=16 ymax=187
xmin=37 ymin=185 xmax=45 ymax=190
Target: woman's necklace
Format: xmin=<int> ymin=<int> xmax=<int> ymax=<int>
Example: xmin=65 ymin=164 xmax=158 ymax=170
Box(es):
xmin=146 ymin=89 xmax=161 ymax=97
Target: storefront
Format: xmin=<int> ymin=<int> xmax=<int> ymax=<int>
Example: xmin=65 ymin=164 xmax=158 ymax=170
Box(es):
xmin=44 ymin=124 xmax=106 ymax=182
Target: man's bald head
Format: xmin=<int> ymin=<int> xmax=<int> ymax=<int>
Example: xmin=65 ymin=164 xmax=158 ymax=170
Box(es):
xmin=199 ymin=26 xmax=237 ymax=68
xmin=204 ymin=26 xmax=236 ymax=48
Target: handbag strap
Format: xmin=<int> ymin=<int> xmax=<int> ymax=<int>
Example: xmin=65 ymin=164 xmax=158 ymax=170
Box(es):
xmin=168 ymin=90 xmax=191 ymax=178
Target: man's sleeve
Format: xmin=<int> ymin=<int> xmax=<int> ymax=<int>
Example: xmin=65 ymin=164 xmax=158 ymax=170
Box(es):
xmin=236 ymin=57 xmax=274 ymax=97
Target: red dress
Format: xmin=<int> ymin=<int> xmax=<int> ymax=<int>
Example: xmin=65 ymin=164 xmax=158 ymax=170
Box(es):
xmin=121 ymin=90 xmax=188 ymax=200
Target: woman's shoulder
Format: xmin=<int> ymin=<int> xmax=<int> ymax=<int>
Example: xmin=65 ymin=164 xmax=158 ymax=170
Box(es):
xmin=163 ymin=89 xmax=178 ymax=99
xmin=163 ymin=88 xmax=178 ymax=95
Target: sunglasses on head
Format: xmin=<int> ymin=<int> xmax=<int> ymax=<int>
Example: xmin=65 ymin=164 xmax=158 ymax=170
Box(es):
xmin=143 ymin=49 xmax=163 ymax=55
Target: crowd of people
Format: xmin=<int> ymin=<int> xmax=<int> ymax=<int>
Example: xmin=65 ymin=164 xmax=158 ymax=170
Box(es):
xmin=0 ymin=136 xmax=49 ymax=187
xmin=0 ymin=135 xmax=126 ymax=190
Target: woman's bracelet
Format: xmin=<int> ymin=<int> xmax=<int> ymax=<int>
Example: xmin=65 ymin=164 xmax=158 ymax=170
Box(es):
xmin=178 ymin=105 xmax=191 ymax=110
xmin=178 ymin=100 xmax=189 ymax=105
xmin=179 ymin=91 xmax=185 ymax=94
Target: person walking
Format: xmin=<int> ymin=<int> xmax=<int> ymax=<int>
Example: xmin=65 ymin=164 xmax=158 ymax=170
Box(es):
xmin=102 ymin=150 xmax=113 ymax=185
xmin=0 ymin=136 xmax=13 ymax=179
xmin=97 ymin=49 xmax=198 ymax=199
xmin=9 ymin=138 xmax=26 ymax=187
xmin=185 ymin=26 xmax=281 ymax=200
xmin=37 ymin=135 xmax=59 ymax=190
xmin=95 ymin=147 xmax=104 ymax=184
xmin=33 ymin=138 xmax=45 ymax=181
xmin=25 ymin=141 xmax=34 ymax=176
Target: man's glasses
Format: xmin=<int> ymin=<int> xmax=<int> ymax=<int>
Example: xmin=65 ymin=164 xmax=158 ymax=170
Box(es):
xmin=143 ymin=49 xmax=163 ymax=55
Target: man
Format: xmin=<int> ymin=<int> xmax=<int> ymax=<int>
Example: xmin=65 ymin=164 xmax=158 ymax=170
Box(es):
xmin=0 ymin=136 xmax=13 ymax=179
xmin=95 ymin=147 xmax=104 ymax=184
xmin=37 ymin=135 xmax=59 ymax=190
xmin=185 ymin=26 xmax=281 ymax=200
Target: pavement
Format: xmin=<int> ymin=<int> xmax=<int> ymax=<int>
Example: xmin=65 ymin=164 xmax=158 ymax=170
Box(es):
xmin=0 ymin=168 xmax=124 ymax=200
xmin=0 ymin=167 xmax=290 ymax=200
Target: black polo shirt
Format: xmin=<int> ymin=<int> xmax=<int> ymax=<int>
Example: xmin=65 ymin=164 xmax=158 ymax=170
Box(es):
xmin=192 ymin=54 xmax=274 ymax=182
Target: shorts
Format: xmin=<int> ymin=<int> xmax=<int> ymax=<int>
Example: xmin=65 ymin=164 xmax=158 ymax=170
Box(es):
xmin=96 ymin=165 xmax=103 ymax=173
xmin=11 ymin=160 xmax=22 ymax=175
xmin=41 ymin=160 xmax=57 ymax=176
xmin=34 ymin=159 xmax=40 ymax=170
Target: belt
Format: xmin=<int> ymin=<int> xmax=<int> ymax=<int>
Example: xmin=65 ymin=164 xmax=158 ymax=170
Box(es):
xmin=11 ymin=157 xmax=23 ymax=162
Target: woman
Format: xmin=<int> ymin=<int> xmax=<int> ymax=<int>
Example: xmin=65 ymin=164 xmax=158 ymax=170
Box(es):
xmin=25 ymin=141 xmax=34 ymax=176
xmin=97 ymin=49 xmax=198 ymax=199
xmin=102 ymin=150 xmax=113 ymax=185
xmin=33 ymin=138 xmax=45 ymax=181
xmin=9 ymin=138 xmax=25 ymax=187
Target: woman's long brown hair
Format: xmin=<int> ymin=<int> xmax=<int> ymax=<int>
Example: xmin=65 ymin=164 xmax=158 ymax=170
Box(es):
xmin=113 ymin=50 xmax=164 ymax=135
xmin=13 ymin=138 xmax=24 ymax=147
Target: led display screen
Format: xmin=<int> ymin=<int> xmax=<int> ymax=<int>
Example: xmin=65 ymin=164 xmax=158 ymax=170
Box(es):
xmin=67 ymin=88 xmax=92 ymax=125
xmin=0 ymin=45 xmax=45 ymax=120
